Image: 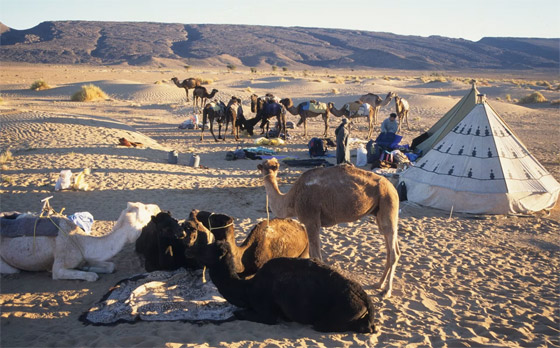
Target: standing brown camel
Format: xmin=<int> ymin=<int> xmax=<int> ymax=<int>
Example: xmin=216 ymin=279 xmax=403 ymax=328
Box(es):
xmin=394 ymin=95 xmax=410 ymax=131
xmin=193 ymin=86 xmax=219 ymax=112
xmin=280 ymin=98 xmax=331 ymax=137
xmin=328 ymin=101 xmax=376 ymax=138
xmin=226 ymin=96 xmax=246 ymax=141
xmin=257 ymin=158 xmax=400 ymax=297
xmin=171 ymin=77 xmax=201 ymax=102
xmin=359 ymin=92 xmax=396 ymax=127
xmin=201 ymin=100 xmax=227 ymax=142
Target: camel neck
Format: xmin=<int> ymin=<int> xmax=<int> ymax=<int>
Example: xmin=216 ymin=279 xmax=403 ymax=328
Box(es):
xmin=262 ymin=174 xmax=292 ymax=218
xmin=76 ymin=226 xmax=131 ymax=262
xmin=208 ymin=253 xmax=249 ymax=308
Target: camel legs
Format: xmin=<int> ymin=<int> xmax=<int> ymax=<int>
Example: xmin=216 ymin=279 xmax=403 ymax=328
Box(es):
xmin=322 ymin=114 xmax=329 ymax=137
xmin=302 ymin=220 xmax=322 ymax=261
xmin=52 ymin=260 xmax=99 ymax=281
xmin=80 ymin=261 xmax=115 ymax=274
xmin=375 ymin=228 xmax=400 ymax=298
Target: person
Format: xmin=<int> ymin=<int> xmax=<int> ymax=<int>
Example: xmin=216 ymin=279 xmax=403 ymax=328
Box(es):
xmin=381 ymin=113 xmax=399 ymax=134
xmin=335 ymin=118 xmax=351 ymax=165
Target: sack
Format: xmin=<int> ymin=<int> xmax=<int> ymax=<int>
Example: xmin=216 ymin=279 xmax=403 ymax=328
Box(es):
xmin=308 ymin=138 xmax=328 ymax=157
xmin=54 ymin=170 xmax=72 ymax=191
xmin=356 ymin=146 xmax=367 ymax=167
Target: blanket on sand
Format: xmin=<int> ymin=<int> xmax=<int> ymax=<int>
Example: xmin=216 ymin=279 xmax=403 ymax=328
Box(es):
xmin=80 ymin=268 xmax=237 ymax=325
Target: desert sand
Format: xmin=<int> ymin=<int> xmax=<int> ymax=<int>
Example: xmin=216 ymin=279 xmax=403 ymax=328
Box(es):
xmin=0 ymin=63 xmax=559 ymax=347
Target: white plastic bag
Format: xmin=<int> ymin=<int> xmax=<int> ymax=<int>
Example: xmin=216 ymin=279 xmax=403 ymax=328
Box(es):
xmin=54 ymin=170 xmax=72 ymax=191
xmin=356 ymin=145 xmax=368 ymax=167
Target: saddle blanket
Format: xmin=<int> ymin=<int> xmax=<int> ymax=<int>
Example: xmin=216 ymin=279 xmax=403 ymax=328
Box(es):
xmin=263 ymin=102 xmax=282 ymax=115
xmin=208 ymin=102 xmax=223 ymax=112
xmin=0 ymin=212 xmax=73 ymax=237
xmin=346 ymin=102 xmax=371 ymax=116
xmin=303 ymin=101 xmax=328 ymax=113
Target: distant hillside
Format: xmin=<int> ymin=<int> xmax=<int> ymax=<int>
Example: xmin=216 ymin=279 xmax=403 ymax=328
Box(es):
xmin=0 ymin=21 xmax=558 ymax=70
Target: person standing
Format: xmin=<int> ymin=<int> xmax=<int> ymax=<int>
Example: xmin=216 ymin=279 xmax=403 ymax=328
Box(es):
xmin=381 ymin=113 xmax=399 ymax=134
xmin=335 ymin=118 xmax=351 ymax=165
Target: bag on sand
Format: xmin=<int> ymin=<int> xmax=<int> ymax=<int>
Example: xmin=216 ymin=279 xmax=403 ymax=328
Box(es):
xmin=308 ymin=138 xmax=328 ymax=157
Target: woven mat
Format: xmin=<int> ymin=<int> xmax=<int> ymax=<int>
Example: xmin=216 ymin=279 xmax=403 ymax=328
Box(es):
xmin=80 ymin=268 xmax=236 ymax=325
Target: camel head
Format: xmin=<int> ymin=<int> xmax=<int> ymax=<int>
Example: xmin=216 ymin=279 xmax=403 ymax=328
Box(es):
xmin=180 ymin=210 xmax=215 ymax=251
xmin=114 ymin=202 xmax=161 ymax=243
xmin=387 ymin=91 xmax=397 ymax=100
xmin=257 ymin=158 xmax=280 ymax=178
xmin=150 ymin=211 xmax=182 ymax=240
xmin=279 ymin=98 xmax=293 ymax=108
xmin=171 ymin=77 xmax=178 ymax=83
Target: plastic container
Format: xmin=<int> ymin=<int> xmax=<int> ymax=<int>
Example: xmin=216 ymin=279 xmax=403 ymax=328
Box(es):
xmin=189 ymin=154 xmax=200 ymax=168
xmin=168 ymin=150 xmax=178 ymax=164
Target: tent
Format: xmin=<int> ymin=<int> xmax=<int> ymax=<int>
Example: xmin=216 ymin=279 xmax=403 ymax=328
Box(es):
xmin=401 ymin=85 xmax=560 ymax=214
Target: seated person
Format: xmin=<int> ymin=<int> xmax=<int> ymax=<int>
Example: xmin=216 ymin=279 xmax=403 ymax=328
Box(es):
xmin=381 ymin=113 xmax=399 ymax=134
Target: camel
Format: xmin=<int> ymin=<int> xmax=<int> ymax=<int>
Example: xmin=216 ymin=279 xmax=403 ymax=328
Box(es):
xmin=226 ymin=96 xmax=246 ymax=141
xmin=171 ymin=77 xmax=201 ymax=102
xmin=192 ymin=240 xmax=376 ymax=333
xmin=0 ymin=202 xmax=161 ymax=281
xmin=257 ymin=158 xmax=400 ymax=297
xmin=193 ymin=86 xmax=219 ymax=112
xmin=328 ymin=101 xmax=376 ymax=138
xmin=135 ymin=211 xmax=201 ymax=272
xmin=250 ymin=94 xmax=286 ymax=139
xmin=201 ymin=100 xmax=227 ymax=142
xmin=394 ymin=95 xmax=410 ymax=131
xmin=359 ymin=92 xmax=396 ymax=128
xmin=280 ymin=98 xmax=331 ymax=137
xmin=180 ymin=210 xmax=309 ymax=278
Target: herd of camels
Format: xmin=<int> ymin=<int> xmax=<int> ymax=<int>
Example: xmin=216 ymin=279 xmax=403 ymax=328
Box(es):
xmin=171 ymin=77 xmax=410 ymax=141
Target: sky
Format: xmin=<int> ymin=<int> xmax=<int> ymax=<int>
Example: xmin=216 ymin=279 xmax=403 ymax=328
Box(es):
xmin=1 ymin=0 xmax=559 ymax=41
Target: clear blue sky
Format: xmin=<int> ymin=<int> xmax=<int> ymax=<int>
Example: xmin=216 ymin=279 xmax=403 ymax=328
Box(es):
xmin=1 ymin=0 xmax=558 ymax=41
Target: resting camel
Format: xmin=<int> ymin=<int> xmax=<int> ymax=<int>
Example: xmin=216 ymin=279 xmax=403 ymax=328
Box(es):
xmin=171 ymin=77 xmax=201 ymax=102
xmin=394 ymin=95 xmax=410 ymax=131
xmin=193 ymin=86 xmax=219 ymax=112
xmin=328 ymin=101 xmax=376 ymax=138
xmin=135 ymin=211 xmax=201 ymax=272
xmin=257 ymin=158 xmax=400 ymax=297
xmin=280 ymin=98 xmax=331 ymax=137
xmin=201 ymin=100 xmax=227 ymax=141
xmin=359 ymin=92 xmax=396 ymax=126
xmin=192 ymin=240 xmax=376 ymax=332
xmin=0 ymin=202 xmax=161 ymax=281
xmin=181 ymin=210 xmax=309 ymax=278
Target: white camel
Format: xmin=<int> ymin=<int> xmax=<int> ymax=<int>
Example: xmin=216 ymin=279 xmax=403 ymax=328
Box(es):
xmin=257 ymin=158 xmax=401 ymax=297
xmin=0 ymin=202 xmax=160 ymax=281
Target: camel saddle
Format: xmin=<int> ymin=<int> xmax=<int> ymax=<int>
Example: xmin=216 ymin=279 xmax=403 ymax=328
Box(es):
xmin=303 ymin=101 xmax=328 ymax=113
xmin=208 ymin=102 xmax=224 ymax=112
xmin=0 ymin=212 xmax=73 ymax=237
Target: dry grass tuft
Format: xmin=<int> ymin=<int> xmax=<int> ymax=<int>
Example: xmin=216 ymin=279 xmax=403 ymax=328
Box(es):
xmin=246 ymin=87 xmax=254 ymax=93
xmin=201 ymin=78 xmax=214 ymax=85
xmin=331 ymin=88 xmax=340 ymax=95
xmin=550 ymin=99 xmax=560 ymax=105
xmin=518 ymin=92 xmax=548 ymax=104
xmin=0 ymin=150 xmax=14 ymax=165
xmin=71 ymin=84 xmax=108 ymax=102
xmin=30 ymin=79 xmax=51 ymax=91
xmin=332 ymin=77 xmax=345 ymax=84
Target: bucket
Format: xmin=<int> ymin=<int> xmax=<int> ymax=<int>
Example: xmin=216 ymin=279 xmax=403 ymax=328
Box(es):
xmin=189 ymin=154 xmax=200 ymax=168
xmin=168 ymin=150 xmax=178 ymax=164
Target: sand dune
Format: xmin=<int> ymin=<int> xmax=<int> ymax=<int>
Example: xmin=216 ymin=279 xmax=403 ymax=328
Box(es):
xmin=0 ymin=64 xmax=558 ymax=347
